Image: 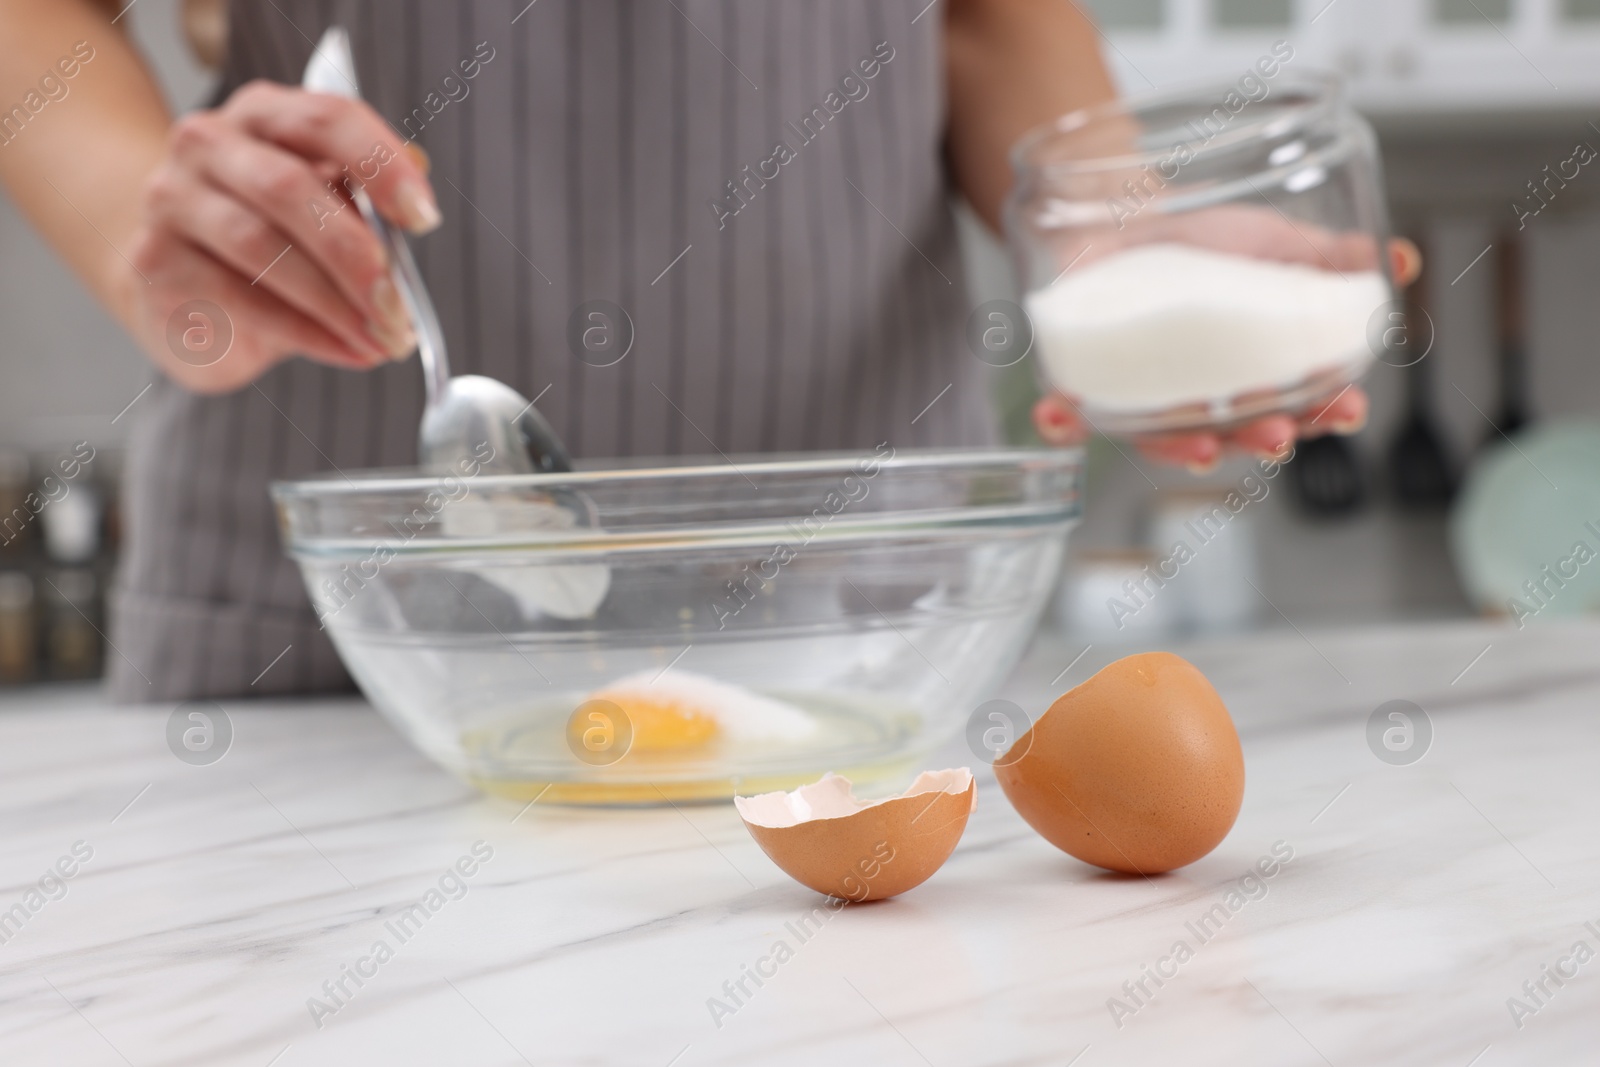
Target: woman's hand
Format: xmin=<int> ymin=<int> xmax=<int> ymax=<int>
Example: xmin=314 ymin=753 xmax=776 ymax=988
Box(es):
xmin=119 ymin=80 xmax=439 ymax=394
xmin=1032 ymin=231 xmax=1423 ymax=471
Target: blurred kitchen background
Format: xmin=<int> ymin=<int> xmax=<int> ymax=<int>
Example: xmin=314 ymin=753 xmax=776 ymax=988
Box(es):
xmin=4 ymin=0 xmax=1600 ymax=684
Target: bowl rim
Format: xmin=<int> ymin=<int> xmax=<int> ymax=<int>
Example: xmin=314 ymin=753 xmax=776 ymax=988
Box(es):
xmin=269 ymin=446 xmax=1084 ymax=499
xmin=271 ymin=447 xmax=1084 ymax=557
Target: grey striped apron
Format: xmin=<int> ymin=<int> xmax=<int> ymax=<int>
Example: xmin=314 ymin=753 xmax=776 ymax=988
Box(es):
xmin=108 ymin=0 xmax=994 ymax=702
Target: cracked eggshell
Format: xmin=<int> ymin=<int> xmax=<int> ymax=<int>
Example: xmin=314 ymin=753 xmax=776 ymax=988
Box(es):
xmin=735 ymin=770 xmax=976 ymax=901
xmin=995 ymin=651 xmax=1244 ymax=875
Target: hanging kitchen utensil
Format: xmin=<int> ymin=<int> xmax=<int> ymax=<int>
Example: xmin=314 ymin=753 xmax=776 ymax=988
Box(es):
xmin=1289 ymin=432 xmax=1365 ymax=517
xmin=1387 ymin=238 xmax=1455 ymax=507
xmin=1485 ymin=231 xmax=1530 ymax=445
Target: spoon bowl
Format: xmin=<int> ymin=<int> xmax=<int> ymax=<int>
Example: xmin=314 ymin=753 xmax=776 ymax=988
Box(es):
xmin=421 ymin=374 xmax=571 ymax=475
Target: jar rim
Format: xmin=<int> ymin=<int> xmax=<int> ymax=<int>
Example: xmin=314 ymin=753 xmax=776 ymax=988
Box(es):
xmin=1010 ymin=70 xmax=1346 ymax=178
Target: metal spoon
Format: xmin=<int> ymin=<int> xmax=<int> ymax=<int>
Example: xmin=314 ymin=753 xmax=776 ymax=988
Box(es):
xmin=303 ymin=28 xmax=607 ymax=619
xmin=302 ymin=27 xmax=569 ymax=476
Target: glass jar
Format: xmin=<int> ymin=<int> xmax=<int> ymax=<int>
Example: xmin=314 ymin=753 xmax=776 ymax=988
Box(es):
xmin=1005 ymin=72 xmax=1394 ymax=435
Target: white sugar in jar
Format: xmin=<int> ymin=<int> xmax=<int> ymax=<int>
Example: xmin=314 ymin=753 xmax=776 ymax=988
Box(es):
xmin=1004 ymin=71 xmax=1395 ymax=434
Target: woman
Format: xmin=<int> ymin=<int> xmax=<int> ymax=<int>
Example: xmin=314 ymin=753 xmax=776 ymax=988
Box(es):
xmin=0 ymin=0 xmax=1381 ymax=700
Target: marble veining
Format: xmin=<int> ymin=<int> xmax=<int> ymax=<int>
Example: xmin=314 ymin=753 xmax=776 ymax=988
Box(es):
xmin=0 ymin=617 xmax=1596 ymax=1065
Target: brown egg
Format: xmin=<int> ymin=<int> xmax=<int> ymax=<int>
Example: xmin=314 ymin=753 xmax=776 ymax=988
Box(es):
xmin=735 ymin=770 xmax=976 ymax=901
xmin=995 ymin=652 xmax=1244 ymax=874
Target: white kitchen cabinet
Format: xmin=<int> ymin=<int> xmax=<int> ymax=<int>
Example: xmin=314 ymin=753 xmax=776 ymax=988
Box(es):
xmin=1086 ymin=0 xmax=1600 ymax=113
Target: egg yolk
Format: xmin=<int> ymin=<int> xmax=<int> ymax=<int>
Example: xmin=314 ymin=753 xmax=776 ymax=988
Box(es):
xmin=594 ymin=692 xmax=720 ymax=752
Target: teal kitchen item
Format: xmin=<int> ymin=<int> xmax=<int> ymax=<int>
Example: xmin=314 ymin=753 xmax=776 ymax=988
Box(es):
xmin=1450 ymin=420 xmax=1600 ymax=621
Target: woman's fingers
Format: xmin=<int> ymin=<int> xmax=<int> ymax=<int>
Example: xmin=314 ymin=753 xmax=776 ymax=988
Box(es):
xmin=403 ymin=141 xmax=431 ymax=175
xmin=127 ymin=228 xmax=379 ymax=394
xmin=222 ymin=80 xmax=440 ymax=234
xmin=1297 ymin=386 xmax=1369 ymax=437
xmin=1157 ymin=204 xmax=1373 ymax=272
xmin=1135 ymin=432 xmax=1223 ymax=472
xmin=1034 ymin=386 xmax=1370 ymax=469
xmin=1162 ymin=206 xmax=1424 ymax=287
xmin=144 ymin=162 xmax=395 ymax=364
xmin=170 ymin=117 xmax=413 ymax=354
xmin=1037 ymin=391 xmax=1229 ymax=473
xmin=253 ymin=275 xmax=397 ymax=375
xmin=1033 ymin=393 xmax=1089 ymax=446
xmin=1390 ymin=237 xmax=1422 ymax=287
xmin=126 ymin=82 xmax=434 ymax=392
xmin=1275 ymin=228 xmax=1421 ymax=286
xmin=1224 ymin=413 xmax=1298 ymax=457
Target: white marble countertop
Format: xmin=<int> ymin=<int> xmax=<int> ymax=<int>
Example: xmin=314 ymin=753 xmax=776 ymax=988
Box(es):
xmin=1 ymin=617 xmax=1596 ymax=1066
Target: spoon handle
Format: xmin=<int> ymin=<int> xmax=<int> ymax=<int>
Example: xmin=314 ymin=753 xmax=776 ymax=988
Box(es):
xmin=376 ymin=218 xmax=450 ymax=408
xmin=302 ymin=26 xmax=450 ymax=408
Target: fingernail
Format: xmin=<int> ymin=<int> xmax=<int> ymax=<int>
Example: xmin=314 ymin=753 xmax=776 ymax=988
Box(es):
xmin=1394 ymin=237 xmax=1422 ymax=284
xmin=369 ymin=278 xmax=416 ymax=358
xmin=1185 ymin=457 xmax=1219 ymax=475
xmin=372 ymin=275 xmax=409 ymax=334
xmin=403 ymin=142 xmax=431 ymax=176
xmin=1330 ymin=415 xmax=1367 ymax=435
xmin=366 ymin=311 xmax=416 ymax=360
xmin=395 ymin=180 xmax=441 ymax=234
xmin=1038 ymin=423 xmax=1075 ymax=446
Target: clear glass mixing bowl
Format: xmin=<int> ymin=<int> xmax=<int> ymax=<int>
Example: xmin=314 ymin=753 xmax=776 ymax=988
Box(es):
xmin=1005 ymin=72 xmax=1395 ymax=434
xmin=272 ymin=449 xmax=1082 ymax=805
